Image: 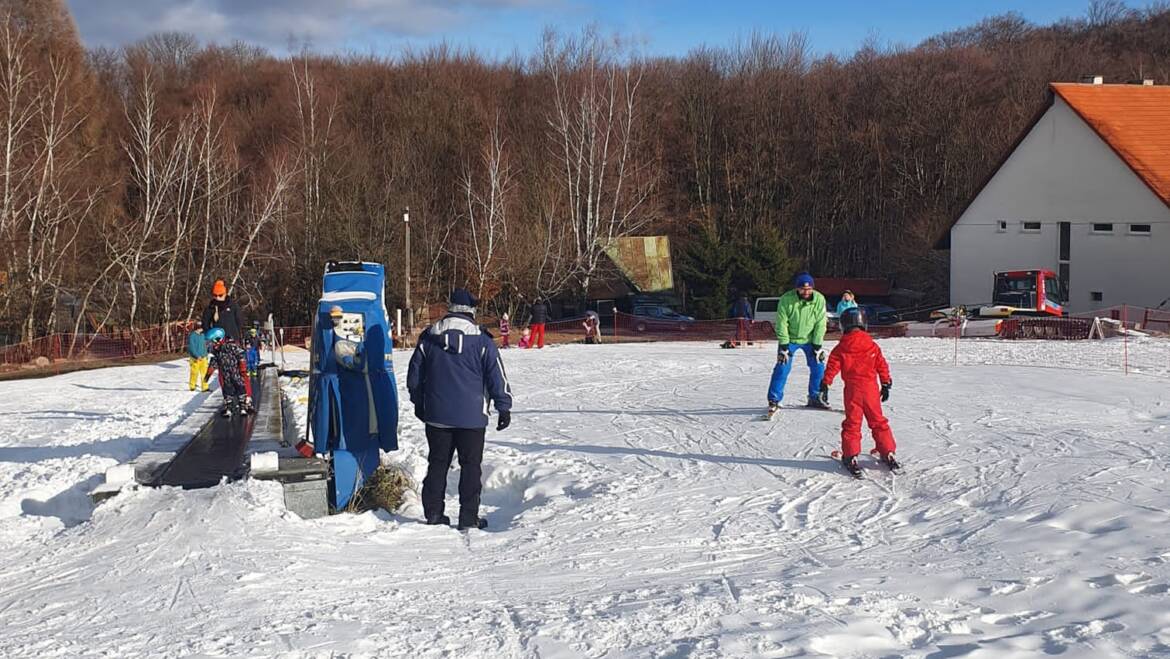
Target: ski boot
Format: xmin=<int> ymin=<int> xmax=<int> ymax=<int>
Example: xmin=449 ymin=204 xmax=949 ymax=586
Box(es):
xmin=882 ymin=452 xmax=902 ymax=472
xmin=457 ymin=517 xmax=488 ymax=531
xmin=243 ymin=395 xmax=255 ymax=415
xmin=841 ymin=454 xmax=862 ymax=479
xmin=806 ymin=395 xmax=830 ymax=410
xmin=424 ymin=514 xmax=451 ymax=526
xmin=222 ymin=404 xmax=234 ymax=418
xmin=765 ymin=401 xmax=781 ymax=420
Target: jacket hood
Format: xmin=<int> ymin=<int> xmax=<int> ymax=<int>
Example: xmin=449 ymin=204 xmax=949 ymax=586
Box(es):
xmin=836 ymin=329 xmax=876 ymax=354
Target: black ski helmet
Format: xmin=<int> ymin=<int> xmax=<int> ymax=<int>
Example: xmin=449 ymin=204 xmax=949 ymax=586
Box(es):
xmin=840 ymin=306 xmax=868 ymax=333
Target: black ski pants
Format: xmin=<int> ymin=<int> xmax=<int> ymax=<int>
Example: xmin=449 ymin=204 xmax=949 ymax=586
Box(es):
xmin=422 ymin=426 xmax=486 ymax=525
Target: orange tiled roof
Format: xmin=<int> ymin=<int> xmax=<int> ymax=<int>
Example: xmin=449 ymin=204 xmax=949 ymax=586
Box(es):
xmin=1052 ymin=82 xmax=1170 ymax=205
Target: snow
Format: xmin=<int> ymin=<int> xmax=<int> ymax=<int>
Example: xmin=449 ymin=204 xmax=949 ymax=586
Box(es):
xmin=2 ymin=338 xmax=1170 ymax=657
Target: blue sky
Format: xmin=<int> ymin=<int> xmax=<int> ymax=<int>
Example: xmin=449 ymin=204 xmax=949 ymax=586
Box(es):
xmin=68 ymin=0 xmax=1097 ymax=58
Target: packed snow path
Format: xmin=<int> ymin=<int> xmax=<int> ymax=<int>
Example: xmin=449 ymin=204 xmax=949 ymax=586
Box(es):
xmin=1 ymin=339 xmax=1169 ymax=657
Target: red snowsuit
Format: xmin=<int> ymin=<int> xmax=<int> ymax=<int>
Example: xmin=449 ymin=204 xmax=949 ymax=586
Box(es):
xmin=822 ymin=329 xmax=896 ymax=459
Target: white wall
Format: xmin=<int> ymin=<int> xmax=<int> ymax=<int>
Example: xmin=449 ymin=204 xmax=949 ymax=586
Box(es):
xmin=949 ymin=95 xmax=1170 ymax=312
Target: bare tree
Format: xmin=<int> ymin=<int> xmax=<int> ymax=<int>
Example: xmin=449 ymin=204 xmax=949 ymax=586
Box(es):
xmin=117 ymin=67 xmax=182 ymax=328
xmin=542 ymin=28 xmax=657 ymax=298
xmin=460 ymin=113 xmax=512 ymax=301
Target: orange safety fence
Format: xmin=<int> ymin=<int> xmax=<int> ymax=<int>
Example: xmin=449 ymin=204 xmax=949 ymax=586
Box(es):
xmin=0 ymin=321 xmax=199 ymax=373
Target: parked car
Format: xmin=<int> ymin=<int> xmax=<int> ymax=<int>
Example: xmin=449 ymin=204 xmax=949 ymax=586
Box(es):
xmin=629 ymin=305 xmax=695 ymax=332
xmin=830 ymin=303 xmax=899 ymax=329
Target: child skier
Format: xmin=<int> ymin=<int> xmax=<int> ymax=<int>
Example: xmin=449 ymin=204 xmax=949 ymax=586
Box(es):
xmin=187 ymin=322 xmax=210 ymax=392
xmin=499 ymin=313 xmax=511 ymax=348
xmin=818 ymin=307 xmax=899 ymax=477
xmin=245 ymin=326 xmax=261 ymax=377
xmin=207 ymin=327 xmax=251 ymax=417
xmin=517 ymin=326 xmax=533 ymax=349
xmin=583 ymin=310 xmax=601 ymax=344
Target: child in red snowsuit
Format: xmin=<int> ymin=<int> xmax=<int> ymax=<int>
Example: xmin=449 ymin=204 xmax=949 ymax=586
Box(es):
xmin=819 ymin=307 xmax=898 ymax=473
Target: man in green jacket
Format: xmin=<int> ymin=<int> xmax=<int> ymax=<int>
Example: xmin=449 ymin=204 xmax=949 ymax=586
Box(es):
xmin=767 ymin=272 xmax=829 ymax=414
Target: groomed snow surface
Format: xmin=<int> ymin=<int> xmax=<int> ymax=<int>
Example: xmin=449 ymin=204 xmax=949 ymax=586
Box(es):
xmin=1 ymin=338 xmax=1169 ymax=658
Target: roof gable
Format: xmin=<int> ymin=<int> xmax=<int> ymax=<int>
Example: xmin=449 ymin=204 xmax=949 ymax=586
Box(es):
xmin=936 ymin=82 xmax=1170 ymax=249
xmin=1052 ymin=83 xmax=1170 ymax=206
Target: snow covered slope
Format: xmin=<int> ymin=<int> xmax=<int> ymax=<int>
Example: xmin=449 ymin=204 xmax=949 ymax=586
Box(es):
xmin=1 ymin=339 xmax=1169 ymax=658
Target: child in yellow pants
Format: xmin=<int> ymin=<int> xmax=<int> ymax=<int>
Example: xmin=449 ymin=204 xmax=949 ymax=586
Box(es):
xmin=187 ymin=323 xmax=210 ymax=392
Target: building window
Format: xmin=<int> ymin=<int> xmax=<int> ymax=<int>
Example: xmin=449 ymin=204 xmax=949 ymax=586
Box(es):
xmin=1129 ymin=224 xmax=1152 ymax=235
xmin=1091 ymin=223 xmax=1114 ymax=234
xmin=1021 ymin=221 xmax=1041 ymax=233
xmin=997 ymin=220 xmax=1008 ymax=233
xmin=1091 ymin=291 xmax=1104 ymax=302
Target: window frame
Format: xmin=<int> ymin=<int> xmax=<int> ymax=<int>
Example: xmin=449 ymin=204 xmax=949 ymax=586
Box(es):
xmin=1090 ymin=222 xmax=1115 ymax=235
xmin=1128 ymin=223 xmax=1152 ymax=236
xmin=1020 ymin=221 xmax=1042 ymax=233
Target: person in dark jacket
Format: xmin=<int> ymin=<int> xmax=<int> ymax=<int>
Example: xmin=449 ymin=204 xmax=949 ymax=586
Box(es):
xmin=407 ymin=288 xmax=513 ymax=531
xmin=200 ymin=279 xmax=251 ymax=399
xmin=731 ymin=294 xmax=754 ymax=346
xmin=529 ymin=299 xmax=549 ymax=348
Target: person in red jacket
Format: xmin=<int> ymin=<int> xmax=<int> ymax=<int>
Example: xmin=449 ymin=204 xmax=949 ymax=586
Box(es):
xmin=818 ymin=307 xmax=899 ymax=476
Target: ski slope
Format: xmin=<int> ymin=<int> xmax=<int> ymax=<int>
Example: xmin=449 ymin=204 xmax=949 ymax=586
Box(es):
xmin=1 ymin=338 xmax=1169 ymax=658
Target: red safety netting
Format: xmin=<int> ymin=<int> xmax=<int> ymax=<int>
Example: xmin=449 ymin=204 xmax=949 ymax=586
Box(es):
xmin=0 ymin=321 xmax=199 ymax=374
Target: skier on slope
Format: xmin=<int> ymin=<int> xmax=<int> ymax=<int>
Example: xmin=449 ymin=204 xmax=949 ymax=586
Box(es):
xmin=766 ymin=272 xmax=829 ymax=417
xmin=206 ymin=327 xmax=250 ymax=417
xmin=818 ymin=306 xmax=899 ymax=477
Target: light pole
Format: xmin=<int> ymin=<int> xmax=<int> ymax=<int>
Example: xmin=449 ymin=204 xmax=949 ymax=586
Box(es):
xmin=403 ymin=207 xmax=412 ymax=332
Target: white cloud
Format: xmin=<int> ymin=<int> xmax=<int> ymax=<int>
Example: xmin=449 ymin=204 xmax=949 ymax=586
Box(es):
xmin=66 ymin=0 xmax=558 ymax=53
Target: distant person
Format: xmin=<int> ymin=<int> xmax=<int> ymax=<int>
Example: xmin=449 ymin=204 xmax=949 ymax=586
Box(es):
xmin=187 ymin=322 xmax=210 ymax=392
xmin=529 ymin=299 xmax=549 ymax=349
xmin=245 ymin=326 xmax=261 ymax=377
xmin=517 ymin=327 xmax=533 ymax=349
xmin=731 ymin=294 xmax=754 ymax=346
xmin=766 ymin=272 xmax=828 ymax=418
xmin=836 ymin=290 xmax=858 ymax=316
xmin=583 ymin=310 xmax=602 ymax=344
xmin=407 ymin=289 xmax=513 ymax=531
xmin=818 ymin=307 xmax=899 ymax=477
xmin=499 ymin=313 xmax=511 ymax=348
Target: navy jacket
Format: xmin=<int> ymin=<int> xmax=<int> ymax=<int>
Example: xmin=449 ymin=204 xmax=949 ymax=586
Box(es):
xmin=530 ymin=302 xmax=549 ymax=324
xmin=407 ymin=314 xmax=513 ymax=429
xmin=731 ymin=298 xmax=753 ymax=320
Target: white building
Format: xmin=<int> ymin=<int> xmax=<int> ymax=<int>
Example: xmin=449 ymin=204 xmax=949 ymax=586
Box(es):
xmin=940 ymin=80 xmax=1170 ymax=313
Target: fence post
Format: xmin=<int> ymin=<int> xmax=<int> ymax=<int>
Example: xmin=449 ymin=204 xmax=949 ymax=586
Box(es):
xmin=612 ymin=308 xmax=619 ymax=342
xmin=1122 ymin=305 xmax=1129 ymax=376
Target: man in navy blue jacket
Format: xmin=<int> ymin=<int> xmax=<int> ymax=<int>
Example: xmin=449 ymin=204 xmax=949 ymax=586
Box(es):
xmin=407 ymin=288 xmax=513 ymax=530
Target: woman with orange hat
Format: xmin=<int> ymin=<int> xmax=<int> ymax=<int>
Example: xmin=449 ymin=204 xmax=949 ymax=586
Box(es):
xmin=200 ymin=279 xmax=251 ymax=404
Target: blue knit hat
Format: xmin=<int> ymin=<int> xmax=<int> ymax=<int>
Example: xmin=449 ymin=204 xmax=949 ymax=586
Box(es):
xmin=449 ymin=288 xmax=477 ymax=314
xmin=793 ymin=272 xmax=815 ymax=288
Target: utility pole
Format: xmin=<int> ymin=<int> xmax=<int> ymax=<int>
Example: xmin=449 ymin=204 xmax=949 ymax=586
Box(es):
xmin=404 ymin=207 xmax=412 ymax=332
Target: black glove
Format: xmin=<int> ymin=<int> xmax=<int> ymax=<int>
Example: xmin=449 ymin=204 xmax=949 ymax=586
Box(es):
xmin=496 ymin=410 xmax=511 ymax=431
xmin=880 ymin=382 xmax=892 ymax=402
xmin=812 ymin=344 xmax=826 ymax=363
xmin=818 ymin=382 xmax=830 ymax=405
xmin=777 ymin=345 xmax=789 ymax=364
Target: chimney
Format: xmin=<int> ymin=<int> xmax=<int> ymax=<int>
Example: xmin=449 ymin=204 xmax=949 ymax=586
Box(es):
xmin=1080 ymin=74 xmax=1105 ymax=84
xmin=1144 ymin=79 xmax=1154 ymax=86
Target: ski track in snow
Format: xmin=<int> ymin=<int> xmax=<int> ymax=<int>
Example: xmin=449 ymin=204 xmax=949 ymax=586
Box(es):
xmin=0 ymin=338 xmax=1169 ymax=657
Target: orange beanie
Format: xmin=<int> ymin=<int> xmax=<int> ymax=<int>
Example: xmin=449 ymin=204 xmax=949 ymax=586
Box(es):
xmin=212 ymin=280 xmax=227 ymax=296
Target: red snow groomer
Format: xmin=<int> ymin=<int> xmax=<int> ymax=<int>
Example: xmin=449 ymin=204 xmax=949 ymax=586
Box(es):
xmin=977 ymin=269 xmax=1066 ymax=318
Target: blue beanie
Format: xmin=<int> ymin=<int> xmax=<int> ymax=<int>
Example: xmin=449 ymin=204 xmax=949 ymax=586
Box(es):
xmin=449 ymin=288 xmax=477 ymax=314
xmin=793 ymin=272 xmax=815 ymax=288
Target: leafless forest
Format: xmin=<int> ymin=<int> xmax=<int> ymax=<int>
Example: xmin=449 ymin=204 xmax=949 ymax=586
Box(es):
xmin=1 ymin=0 xmax=1169 ymax=338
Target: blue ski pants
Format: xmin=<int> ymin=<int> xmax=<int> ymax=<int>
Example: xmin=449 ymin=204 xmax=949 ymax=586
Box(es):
xmin=767 ymin=343 xmax=825 ymax=404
